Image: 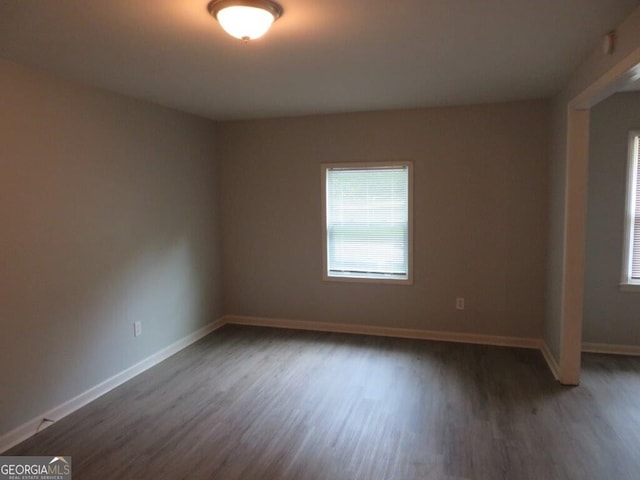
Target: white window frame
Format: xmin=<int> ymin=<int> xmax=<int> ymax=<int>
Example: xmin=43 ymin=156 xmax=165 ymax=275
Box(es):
xmin=321 ymin=160 xmax=414 ymax=285
xmin=621 ymin=131 xmax=640 ymax=291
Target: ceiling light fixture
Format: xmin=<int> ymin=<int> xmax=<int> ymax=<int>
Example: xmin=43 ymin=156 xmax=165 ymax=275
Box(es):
xmin=208 ymin=0 xmax=283 ymax=42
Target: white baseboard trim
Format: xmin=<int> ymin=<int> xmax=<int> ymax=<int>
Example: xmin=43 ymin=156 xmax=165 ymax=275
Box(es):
xmin=540 ymin=341 xmax=560 ymax=380
xmin=582 ymin=342 xmax=640 ymax=356
xmin=0 ymin=317 xmax=226 ymax=454
xmin=2 ymin=314 xmax=558 ymax=453
xmin=224 ymin=315 xmax=542 ymax=350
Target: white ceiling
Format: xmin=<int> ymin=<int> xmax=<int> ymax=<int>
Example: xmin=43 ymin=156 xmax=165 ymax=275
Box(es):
xmin=0 ymin=0 xmax=638 ymax=120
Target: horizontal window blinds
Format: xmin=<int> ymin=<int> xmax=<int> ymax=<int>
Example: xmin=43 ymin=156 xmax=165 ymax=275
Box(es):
xmin=326 ymin=165 xmax=409 ymax=279
xmin=632 ymin=135 xmax=640 ymax=279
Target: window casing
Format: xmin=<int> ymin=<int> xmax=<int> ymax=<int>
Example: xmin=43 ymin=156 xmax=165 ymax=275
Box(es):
xmin=322 ymin=161 xmax=413 ymax=284
xmin=622 ymin=131 xmax=640 ymax=290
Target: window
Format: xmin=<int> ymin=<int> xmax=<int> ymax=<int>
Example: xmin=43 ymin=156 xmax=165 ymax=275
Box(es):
xmin=322 ymin=161 xmax=413 ymax=284
xmin=622 ymin=131 xmax=640 ymax=289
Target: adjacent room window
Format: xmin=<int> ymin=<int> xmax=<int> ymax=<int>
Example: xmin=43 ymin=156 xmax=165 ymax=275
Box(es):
xmin=622 ymin=131 xmax=640 ymax=289
xmin=322 ymin=161 xmax=413 ymax=284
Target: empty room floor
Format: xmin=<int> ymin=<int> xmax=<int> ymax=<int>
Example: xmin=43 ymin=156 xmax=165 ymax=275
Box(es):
xmin=5 ymin=325 xmax=640 ymax=479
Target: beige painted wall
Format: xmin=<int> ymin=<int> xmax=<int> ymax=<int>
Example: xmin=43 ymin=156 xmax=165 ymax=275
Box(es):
xmin=218 ymin=101 xmax=550 ymax=337
xmin=545 ymin=5 xmax=640 ymax=362
xmin=0 ymin=60 xmax=222 ymax=435
xmin=584 ymin=92 xmax=640 ymax=345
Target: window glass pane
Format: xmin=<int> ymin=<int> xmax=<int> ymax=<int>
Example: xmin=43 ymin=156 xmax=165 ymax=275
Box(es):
xmin=631 ymin=135 xmax=640 ymax=279
xmin=326 ymin=165 xmax=409 ymax=280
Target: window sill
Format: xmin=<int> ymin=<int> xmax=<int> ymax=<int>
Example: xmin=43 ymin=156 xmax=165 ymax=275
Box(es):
xmin=324 ymin=274 xmax=413 ymax=286
xmin=619 ymin=283 xmax=640 ymax=292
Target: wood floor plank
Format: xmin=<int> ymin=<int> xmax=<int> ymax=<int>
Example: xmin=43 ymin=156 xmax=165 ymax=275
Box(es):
xmin=5 ymin=325 xmax=640 ymax=479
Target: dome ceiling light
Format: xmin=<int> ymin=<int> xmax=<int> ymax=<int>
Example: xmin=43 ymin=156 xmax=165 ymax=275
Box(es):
xmin=208 ymin=0 xmax=284 ymax=42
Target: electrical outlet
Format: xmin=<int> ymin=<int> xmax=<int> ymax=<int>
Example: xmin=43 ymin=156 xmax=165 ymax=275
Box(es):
xmin=456 ymin=297 xmax=465 ymax=310
xmin=134 ymin=321 xmax=142 ymax=337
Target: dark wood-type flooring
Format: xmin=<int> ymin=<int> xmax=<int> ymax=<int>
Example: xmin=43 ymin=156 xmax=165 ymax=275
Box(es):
xmin=6 ymin=324 xmax=640 ymax=479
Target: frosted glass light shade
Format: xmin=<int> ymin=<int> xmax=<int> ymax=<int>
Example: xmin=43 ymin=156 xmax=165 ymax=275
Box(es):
xmin=208 ymin=0 xmax=283 ymax=42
